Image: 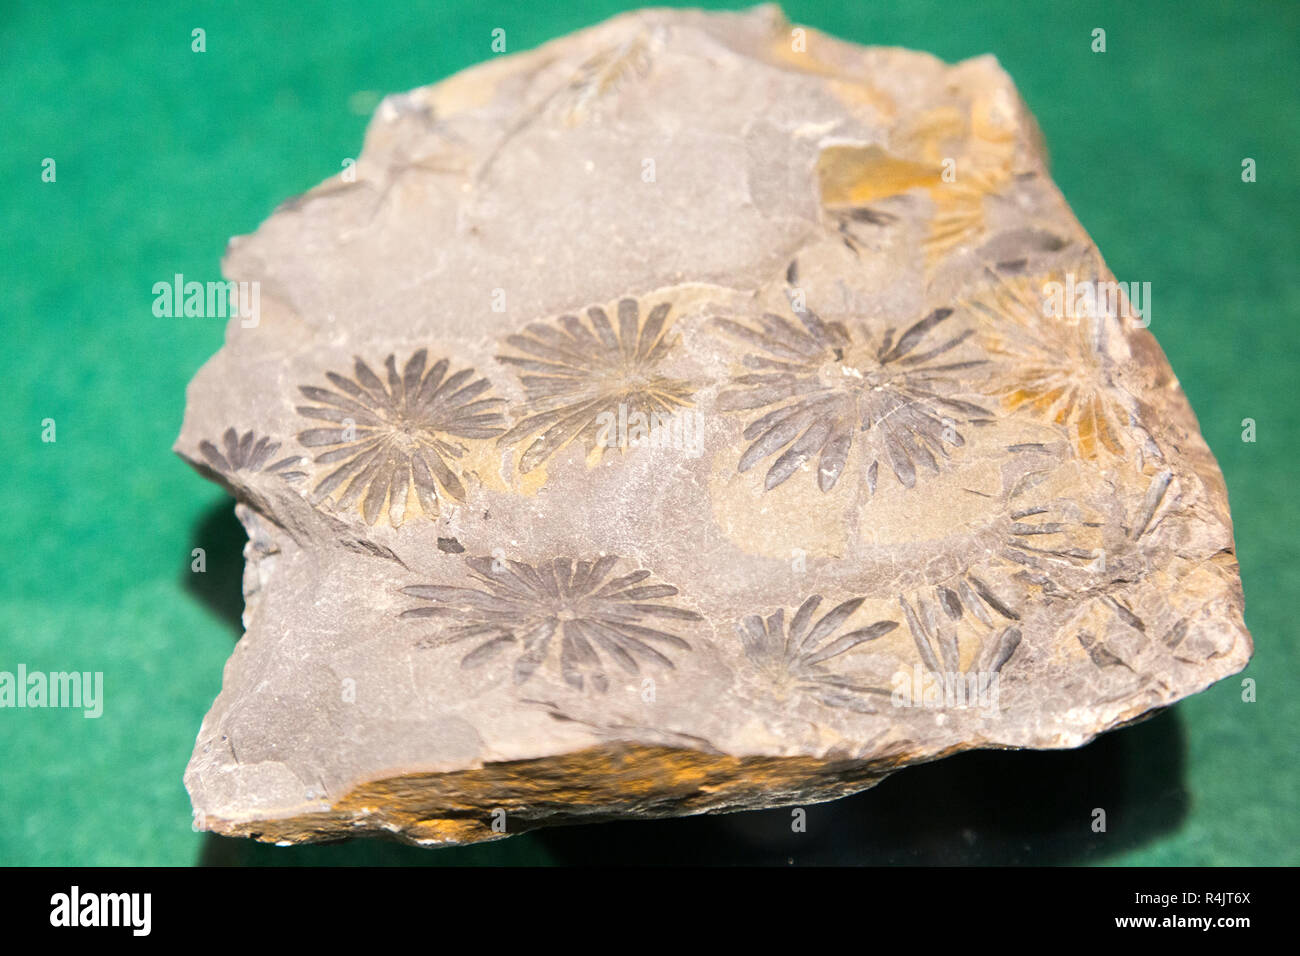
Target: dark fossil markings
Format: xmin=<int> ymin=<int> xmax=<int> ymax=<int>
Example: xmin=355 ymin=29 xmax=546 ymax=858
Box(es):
xmin=832 ymin=206 xmax=900 ymax=255
xmin=1077 ymin=630 xmax=1134 ymax=671
xmin=401 ymin=555 xmax=701 ymax=693
xmin=295 ymin=350 xmax=506 ymax=525
xmin=1130 ymin=469 xmax=1173 ymax=540
xmin=496 ymin=298 xmax=695 ymax=473
xmin=898 ymin=582 xmax=1022 ymax=691
xmin=715 ymin=298 xmax=991 ymax=493
xmin=1162 ymin=619 xmax=1190 ymax=651
xmin=199 ymin=428 xmax=306 ymax=482
xmin=738 ymin=595 xmax=898 ymax=712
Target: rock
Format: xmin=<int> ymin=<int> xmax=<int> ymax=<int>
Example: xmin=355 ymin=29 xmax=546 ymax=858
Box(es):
xmin=177 ymin=4 xmax=1251 ymax=847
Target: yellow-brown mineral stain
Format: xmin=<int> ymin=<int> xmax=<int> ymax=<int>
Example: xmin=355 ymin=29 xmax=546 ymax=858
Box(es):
xmin=204 ymin=744 xmax=898 ymax=847
xmin=465 ymin=441 xmax=548 ymax=498
xmin=966 ymin=266 xmax=1132 ymax=464
xmin=819 ymin=92 xmax=1021 ymax=264
xmin=818 ymin=145 xmax=940 ymax=206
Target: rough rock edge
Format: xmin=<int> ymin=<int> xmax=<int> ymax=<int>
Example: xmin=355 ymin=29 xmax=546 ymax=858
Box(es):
xmin=202 ymin=694 xmax=1195 ymax=848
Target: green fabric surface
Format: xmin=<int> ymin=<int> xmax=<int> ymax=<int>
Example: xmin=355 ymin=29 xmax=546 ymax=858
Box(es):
xmin=2 ymin=0 xmax=1295 ymax=866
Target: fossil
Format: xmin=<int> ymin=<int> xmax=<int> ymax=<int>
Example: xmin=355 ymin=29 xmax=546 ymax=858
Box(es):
xmin=737 ymin=595 xmax=898 ymax=712
xmin=401 ymin=554 xmax=699 ymax=692
xmin=965 ymin=258 xmax=1132 ymax=461
xmin=198 ymin=428 xmax=306 ymax=482
xmin=295 ymin=351 xmax=506 ymax=525
xmin=715 ymin=298 xmax=991 ymax=492
xmin=817 ymin=99 xmax=1018 ymax=266
xmin=175 ymin=7 xmax=1250 ymax=849
xmin=496 ymin=297 xmax=695 ymax=472
xmin=897 ymin=591 xmax=1022 ymax=691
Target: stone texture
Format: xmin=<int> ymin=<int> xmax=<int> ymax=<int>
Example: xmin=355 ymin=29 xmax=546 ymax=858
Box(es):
xmin=176 ymin=5 xmax=1251 ymax=847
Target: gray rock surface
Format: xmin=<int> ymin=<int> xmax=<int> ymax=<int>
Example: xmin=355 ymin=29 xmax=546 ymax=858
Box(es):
xmin=177 ymin=5 xmax=1251 ymax=846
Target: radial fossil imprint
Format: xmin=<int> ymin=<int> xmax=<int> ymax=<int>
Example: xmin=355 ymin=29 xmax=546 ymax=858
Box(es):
xmin=716 ymin=300 xmax=992 ymax=492
xmin=295 ymin=351 xmax=506 ymax=525
xmin=401 ymin=554 xmax=702 ymax=692
xmin=496 ymin=297 xmax=695 ymax=472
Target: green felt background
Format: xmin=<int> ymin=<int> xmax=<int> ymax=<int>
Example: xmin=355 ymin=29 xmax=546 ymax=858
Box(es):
xmin=2 ymin=0 xmax=1296 ymax=866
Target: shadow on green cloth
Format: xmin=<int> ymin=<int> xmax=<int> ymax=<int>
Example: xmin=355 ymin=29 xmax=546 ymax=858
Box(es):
xmin=182 ymin=497 xmax=250 ymax=640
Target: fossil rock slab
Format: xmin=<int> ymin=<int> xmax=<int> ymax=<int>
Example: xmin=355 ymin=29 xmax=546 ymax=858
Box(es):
xmin=177 ymin=5 xmax=1250 ymax=846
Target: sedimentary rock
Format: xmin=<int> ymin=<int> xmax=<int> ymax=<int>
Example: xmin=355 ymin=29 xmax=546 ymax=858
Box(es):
xmin=177 ymin=5 xmax=1251 ymax=846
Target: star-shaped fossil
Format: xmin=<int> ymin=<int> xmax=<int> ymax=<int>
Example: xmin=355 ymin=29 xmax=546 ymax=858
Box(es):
xmin=716 ymin=300 xmax=992 ymax=492
xmin=295 ymin=350 xmax=506 ymax=525
xmin=966 ymin=262 xmax=1132 ymax=461
xmin=738 ymin=595 xmax=898 ymax=711
xmin=496 ymin=298 xmax=695 ymax=472
xmin=401 ymin=555 xmax=701 ymax=692
xmin=898 ymin=590 xmax=1023 ymax=695
xmin=198 ymin=428 xmax=306 ymax=482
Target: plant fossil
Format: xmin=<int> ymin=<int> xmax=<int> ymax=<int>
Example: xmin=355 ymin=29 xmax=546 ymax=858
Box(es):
xmin=738 ymin=595 xmax=898 ymax=711
xmin=199 ymin=428 xmax=306 ymax=482
xmin=716 ymin=300 xmax=991 ymax=492
xmin=402 ymin=554 xmax=701 ymax=692
xmin=295 ymin=350 xmax=506 ymax=525
xmin=496 ymin=298 xmax=695 ymax=472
